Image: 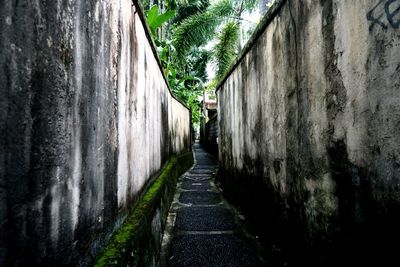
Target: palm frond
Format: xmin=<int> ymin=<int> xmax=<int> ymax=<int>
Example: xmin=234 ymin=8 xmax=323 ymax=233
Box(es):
xmin=172 ymin=0 xmax=235 ymax=62
xmin=212 ymin=21 xmax=240 ymax=79
xmin=242 ymin=0 xmax=259 ymax=12
xmin=172 ymin=12 xmax=219 ymax=61
xmin=173 ymin=0 xmax=210 ymax=25
xmin=209 ymin=0 xmax=236 ymax=17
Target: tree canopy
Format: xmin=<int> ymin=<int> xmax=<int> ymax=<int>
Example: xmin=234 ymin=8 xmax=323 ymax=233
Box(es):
xmin=140 ymin=0 xmax=275 ymax=129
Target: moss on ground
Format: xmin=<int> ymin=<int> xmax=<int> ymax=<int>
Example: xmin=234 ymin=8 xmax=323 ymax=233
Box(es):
xmin=93 ymin=151 xmax=193 ymax=267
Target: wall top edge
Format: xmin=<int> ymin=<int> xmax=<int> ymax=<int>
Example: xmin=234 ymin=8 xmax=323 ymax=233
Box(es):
xmin=215 ymin=0 xmax=287 ymax=93
xmin=132 ymin=0 xmax=190 ymax=110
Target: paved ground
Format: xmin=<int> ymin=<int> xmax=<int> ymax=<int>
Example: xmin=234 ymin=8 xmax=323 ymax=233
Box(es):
xmin=160 ymin=142 xmax=267 ymax=267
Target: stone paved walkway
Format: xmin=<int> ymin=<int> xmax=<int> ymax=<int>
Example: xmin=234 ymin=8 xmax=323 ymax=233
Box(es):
xmin=160 ymin=142 xmax=267 ymax=267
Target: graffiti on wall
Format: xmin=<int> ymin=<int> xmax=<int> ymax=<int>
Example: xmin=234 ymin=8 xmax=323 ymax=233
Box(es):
xmin=367 ymin=0 xmax=400 ymax=30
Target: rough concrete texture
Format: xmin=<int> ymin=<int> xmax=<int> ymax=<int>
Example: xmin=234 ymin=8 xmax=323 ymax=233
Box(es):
xmin=0 ymin=0 xmax=190 ymax=266
xmin=217 ymin=0 xmax=400 ymax=265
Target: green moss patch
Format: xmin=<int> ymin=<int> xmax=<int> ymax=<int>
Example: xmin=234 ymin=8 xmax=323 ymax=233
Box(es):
xmin=93 ymin=151 xmax=193 ymax=267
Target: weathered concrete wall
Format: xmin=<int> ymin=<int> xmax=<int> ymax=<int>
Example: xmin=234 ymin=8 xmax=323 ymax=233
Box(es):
xmin=201 ymin=115 xmax=219 ymax=157
xmin=217 ymin=0 xmax=400 ymax=265
xmin=0 ymin=0 xmax=190 ymax=266
xmin=94 ymin=152 xmax=193 ymax=267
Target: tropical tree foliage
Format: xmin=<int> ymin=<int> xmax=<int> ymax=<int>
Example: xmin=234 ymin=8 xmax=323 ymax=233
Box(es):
xmin=146 ymin=5 xmax=176 ymax=36
xmin=171 ymin=0 xmax=259 ymax=79
xmin=140 ymin=0 xmax=275 ymax=128
xmin=213 ymin=21 xmax=240 ymax=79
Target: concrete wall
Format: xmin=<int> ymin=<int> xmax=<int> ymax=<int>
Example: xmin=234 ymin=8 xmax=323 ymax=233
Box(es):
xmin=201 ymin=115 xmax=218 ymax=157
xmin=217 ymin=0 xmax=400 ymax=265
xmin=94 ymin=152 xmax=193 ymax=267
xmin=0 ymin=0 xmax=190 ymax=266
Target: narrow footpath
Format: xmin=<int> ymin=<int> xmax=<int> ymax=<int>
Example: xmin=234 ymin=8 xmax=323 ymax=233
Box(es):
xmin=160 ymin=142 xmax=267 ymax=267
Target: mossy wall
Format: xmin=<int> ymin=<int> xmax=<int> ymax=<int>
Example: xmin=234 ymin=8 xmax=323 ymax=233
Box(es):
xmin=93 ymin=151 xmax=193 ymax=267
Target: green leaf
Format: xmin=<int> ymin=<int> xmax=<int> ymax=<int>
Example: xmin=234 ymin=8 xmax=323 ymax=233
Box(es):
xmin=150 ymin=10 xmax=176 ymax=29
xmin=212 ymin=21 xmax=240 ymax=79
xmin=209 ymin=0 xmax=235 ymax=17
xmin=171 ymin=0 xmax=234 ymax=63
xmin=147 ymin=5 xmax=159 ymax=25
xmin=172 ymin=12 xmax=219 ymax=61
xmin=181 ymin=75 xmax=196 ymax=81
xmin=168 ymin=65 xmax=177 ymax=79
xmin=160 ymin=45 xmax=169 ymax=63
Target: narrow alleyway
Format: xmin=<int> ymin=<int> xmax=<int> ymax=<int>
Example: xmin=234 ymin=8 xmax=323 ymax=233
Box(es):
xmin=160 ymin=142 xmax=266 ymax=267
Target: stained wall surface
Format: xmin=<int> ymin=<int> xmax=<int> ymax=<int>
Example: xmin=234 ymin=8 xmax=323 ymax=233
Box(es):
xmin=0 ymin=0 xmax=190 ymax=265
xmin=217 ymin=0 xmax=400 ymax=264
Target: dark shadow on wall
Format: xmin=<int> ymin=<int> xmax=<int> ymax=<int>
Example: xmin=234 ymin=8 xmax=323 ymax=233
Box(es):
xmin=217 ymin=140 xmax=400 ymax=267
xmin=200 ymin=115 xmax=219 ymax=159
xmin=214 ymin=0 xmax=400 ymax=265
